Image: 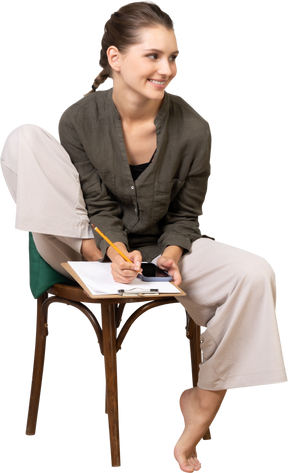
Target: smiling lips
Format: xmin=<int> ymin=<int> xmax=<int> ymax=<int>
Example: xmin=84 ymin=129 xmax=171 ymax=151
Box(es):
xmin=148 ymin=78 xmax=166 ymax=88
xmin=148 ymin=79 xmax=165 ymax=85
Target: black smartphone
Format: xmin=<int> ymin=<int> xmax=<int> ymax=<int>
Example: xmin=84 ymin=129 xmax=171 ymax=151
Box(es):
xmin=137 ymin=263 xmax=172 ymax=281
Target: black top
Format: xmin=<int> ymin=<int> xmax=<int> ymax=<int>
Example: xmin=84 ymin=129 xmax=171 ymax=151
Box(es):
xmin=129 ymin=150 xmax=157 ymax=181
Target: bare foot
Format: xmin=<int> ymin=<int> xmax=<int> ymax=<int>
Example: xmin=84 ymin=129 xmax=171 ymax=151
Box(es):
xmin=174 ymin=387 xmax=226 ymax=472
xmin=174 ymin=389 xmax=204 ymax=471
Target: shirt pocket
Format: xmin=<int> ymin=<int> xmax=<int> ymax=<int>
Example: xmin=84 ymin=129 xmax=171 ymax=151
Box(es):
xmin=153 ymin=178 xmax=184 ymax=222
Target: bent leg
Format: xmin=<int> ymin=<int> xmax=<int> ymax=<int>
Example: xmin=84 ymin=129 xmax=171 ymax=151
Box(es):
xmin=177 ymin=238 xmax=287 ymax=390
xmin=1 ymin=124 xmax=92 ymax=238
xmin=1 ymin=124 xmax=101 ymax=269
xmin=32 ymin=233 xmax=83 ymax=278
xmin=32 ymin=233 xmax=102 ymax=277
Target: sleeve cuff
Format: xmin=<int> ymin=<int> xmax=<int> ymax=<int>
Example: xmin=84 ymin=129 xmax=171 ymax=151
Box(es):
xmin=158 ymin=233 xmax=193 ymax=255
xmin=94 ymin=232 xmax=129 ymax=261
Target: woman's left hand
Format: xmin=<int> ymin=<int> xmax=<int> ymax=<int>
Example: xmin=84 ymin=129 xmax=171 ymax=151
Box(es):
xmin=156 ymin=255 xmax=182 ymax=286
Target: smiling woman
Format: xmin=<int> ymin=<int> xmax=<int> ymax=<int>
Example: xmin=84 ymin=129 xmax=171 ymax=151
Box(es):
xmin=0 ymin=2 xmax=286 ymax=473
xmin=81 ymin=1 xmax=182 ymax=95
xmin=107 ymin=27 xmax=178 ymax=107
xmin=54 ymin=0 xmax=287 ymax=473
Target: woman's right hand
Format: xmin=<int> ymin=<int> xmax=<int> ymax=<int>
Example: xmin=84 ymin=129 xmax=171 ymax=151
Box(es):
xmin=107 ymin=242 xmax=142 ymax=284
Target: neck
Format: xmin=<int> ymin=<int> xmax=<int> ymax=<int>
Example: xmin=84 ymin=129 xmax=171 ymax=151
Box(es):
xmin=112 ymin=82 xmax=164 ymax=124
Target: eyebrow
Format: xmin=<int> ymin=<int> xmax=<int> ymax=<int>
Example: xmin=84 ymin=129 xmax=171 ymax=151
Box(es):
xmin=143 ymin=48 xmax=179 ymax=55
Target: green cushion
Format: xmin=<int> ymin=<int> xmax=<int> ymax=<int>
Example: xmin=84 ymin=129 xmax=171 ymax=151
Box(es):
xmin=29 ymin=232 xmax=73 ymax=299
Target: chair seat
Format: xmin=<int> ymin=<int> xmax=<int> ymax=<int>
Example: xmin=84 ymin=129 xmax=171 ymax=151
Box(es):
xmin=48 ymin=282 xmax=178 ymax=304
xmin=29 ymin=232 xmax=73 ymax=298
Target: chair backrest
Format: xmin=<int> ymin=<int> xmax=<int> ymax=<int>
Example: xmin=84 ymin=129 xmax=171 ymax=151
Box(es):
xmin=29 ymin=232 xmax=72 ymax=299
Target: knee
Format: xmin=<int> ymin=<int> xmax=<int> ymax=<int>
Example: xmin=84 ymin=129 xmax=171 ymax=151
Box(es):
xmin=3 ymin=124 xmax=43 ymax=150
xmin=1 ymin=124 xmax=42 ymax=168
xmin=241 ymin=255 xmax=275 ymax=290
xmin=9 ymin=121 xmax=55 ymax=139
xmin=19 ymin=121 xmax=54 ymax=137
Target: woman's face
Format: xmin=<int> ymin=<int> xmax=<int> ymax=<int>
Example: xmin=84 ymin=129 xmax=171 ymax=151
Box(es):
xmin=113 ymin=26 xmax=179 ymax=101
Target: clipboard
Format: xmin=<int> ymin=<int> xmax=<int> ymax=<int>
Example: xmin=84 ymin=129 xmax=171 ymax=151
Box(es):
xmin=61 ymin=262 xmax=186 ymax=299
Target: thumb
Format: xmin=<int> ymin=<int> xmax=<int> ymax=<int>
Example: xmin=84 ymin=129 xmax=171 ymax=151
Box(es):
xmin=159 ymin=258 xmax=174 ymax=269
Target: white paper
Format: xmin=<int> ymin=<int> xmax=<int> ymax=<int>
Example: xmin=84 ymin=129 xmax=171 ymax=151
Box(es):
xmin=67 ymin=261 xmax=180 ymax=295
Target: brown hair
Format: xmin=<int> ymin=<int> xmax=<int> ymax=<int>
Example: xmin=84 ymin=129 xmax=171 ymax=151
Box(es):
xmin=86 ymin=2 xmax=174 ymax=94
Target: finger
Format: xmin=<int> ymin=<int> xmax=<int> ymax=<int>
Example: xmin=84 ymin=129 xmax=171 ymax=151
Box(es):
xmin=166 ymin=268 xmax=182 ymax=286
xmin=111 ymin=271 xmax=138 ymax=284
xmin=111 ymin=269 xmax=139 ymax=282
xmin=111 ymin=261 xmax=140 ymax=278
xmin=113 ymin=257 xmax=135 ymax=272
xmin=159 ymin=258 xmax=174 ymax=270
xmin=129 ymin=251 xmax=142 ymax=271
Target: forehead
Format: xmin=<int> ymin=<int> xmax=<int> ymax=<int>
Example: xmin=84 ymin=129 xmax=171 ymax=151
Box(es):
xmin=131 ymin=26 xmax=178 ymax=52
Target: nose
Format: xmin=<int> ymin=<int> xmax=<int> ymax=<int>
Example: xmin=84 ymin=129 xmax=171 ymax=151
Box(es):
xmin=157 ymin=58 xmax=175 ymax=78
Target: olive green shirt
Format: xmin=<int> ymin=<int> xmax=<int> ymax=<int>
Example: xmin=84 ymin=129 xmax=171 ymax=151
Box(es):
xmin=59 ymin=88 xmax=211 ymax=261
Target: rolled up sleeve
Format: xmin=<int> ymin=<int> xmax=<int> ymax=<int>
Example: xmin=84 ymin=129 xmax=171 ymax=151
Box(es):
xmin=157 ymin=124 xmax=211 ymax=254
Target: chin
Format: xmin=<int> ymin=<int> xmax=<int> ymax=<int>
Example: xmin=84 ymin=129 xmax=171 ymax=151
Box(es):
xmin=145 ymin=88 xmax=166 ymax=101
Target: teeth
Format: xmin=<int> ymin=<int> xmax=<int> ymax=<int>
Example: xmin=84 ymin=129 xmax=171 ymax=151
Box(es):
xmin=150 ymin=80 xmax=165 ymax=85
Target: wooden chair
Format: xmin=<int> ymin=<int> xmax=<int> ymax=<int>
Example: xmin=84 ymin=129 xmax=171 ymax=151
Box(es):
xmin=26 ymin=233 xmax=211 ymax=467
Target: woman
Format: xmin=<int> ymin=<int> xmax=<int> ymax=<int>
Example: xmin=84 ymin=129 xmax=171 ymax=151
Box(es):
xmin=1 ymin=2 xmax=286 ymax=472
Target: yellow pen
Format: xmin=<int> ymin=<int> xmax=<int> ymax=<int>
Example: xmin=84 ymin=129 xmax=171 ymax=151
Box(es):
xmin=91 ymin=224 xmax=139 ymax=268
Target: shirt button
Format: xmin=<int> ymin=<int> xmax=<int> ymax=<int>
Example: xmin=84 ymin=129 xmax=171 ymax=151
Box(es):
xmin=131 ymin=186 xmax=134 ymax=190
xmin=135 ymin=207 xmax=137 ymax=214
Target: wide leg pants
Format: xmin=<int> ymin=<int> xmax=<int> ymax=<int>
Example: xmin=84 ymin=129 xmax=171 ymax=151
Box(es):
xmin=1 ymin=124 xmax=287 ymax=390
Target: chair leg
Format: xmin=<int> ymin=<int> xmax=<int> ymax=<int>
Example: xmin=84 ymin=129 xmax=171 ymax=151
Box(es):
xmin=101 ymin=303 xmax=121 ymax=467
xmin=26 ymin=292 xmax=48 ymax=435
xmin=183 ymin=313 xmax=202 ymax=387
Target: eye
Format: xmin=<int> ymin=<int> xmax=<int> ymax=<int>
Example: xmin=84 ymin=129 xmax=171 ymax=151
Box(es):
xmin=169 ymin=55 xmax=178 ymax=62
xmin=147 ymin=53 xmax=178 ymax=62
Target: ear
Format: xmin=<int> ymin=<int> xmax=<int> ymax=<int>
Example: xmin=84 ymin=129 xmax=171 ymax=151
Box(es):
xmin=107 ymin=46 xmax=121 ymax=72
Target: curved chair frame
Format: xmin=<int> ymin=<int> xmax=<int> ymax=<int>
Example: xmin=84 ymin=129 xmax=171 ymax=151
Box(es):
xmin=26 ymin=283 xmax=210 ymax=467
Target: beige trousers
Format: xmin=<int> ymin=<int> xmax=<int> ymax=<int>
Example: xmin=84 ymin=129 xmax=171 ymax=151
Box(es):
xmin=1 ymin=124 xmax=93 ymax=278
xmin=1 ymin=124 xmax=287 ymax=390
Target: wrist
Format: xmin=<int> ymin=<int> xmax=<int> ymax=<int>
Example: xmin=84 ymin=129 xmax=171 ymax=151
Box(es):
xmin=107 ymin=241 xmax=128 ymax=262
xmin=162 ymin=245 xmax=183 ymax=265
xmin=81 ymin=239 xmax=103 ymax=261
